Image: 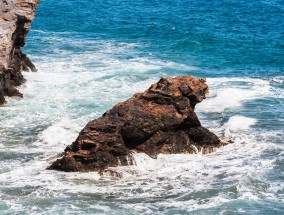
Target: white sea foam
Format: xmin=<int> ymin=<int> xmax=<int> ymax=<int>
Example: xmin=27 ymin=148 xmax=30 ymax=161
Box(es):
xmin=32 ymin=117 xmax=81 ymax=151
xmin=0 ymin=38 xmax=283 ymax=214
xmin=223 ymin=116 xmax=257 ymax=141
xmin=0 ymin=126 xmax=281 ymax=214
xmin=198 ymin=77 xmax=271 ymax=113
xmin=224 ymin=115 xmax=257 ymax=131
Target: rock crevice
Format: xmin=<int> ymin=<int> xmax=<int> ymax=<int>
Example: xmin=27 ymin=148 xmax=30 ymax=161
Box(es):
xmin=49 ymin=76 xmax=227 ymax=172
xmin=0 ymin=0 xmax=39 ymax=105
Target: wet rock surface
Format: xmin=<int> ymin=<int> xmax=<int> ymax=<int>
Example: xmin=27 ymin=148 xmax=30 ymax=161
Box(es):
xmin=0 ymin=0 xmax=39 ymax=105
xmin=49 ymin=76 xmax=227 ymax=172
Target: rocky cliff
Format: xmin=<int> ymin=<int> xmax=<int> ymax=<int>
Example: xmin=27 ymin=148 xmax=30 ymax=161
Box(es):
xmin=49 ymin=76 xmax=227 ymax=173
xmin=0 ymin=0 xmax=39 ymax=105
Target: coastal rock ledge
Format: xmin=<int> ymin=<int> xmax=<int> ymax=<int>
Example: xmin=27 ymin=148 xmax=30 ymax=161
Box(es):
xmin=49 ymin=75 xmax=227 ymax=172
xmin=0 ymin=0 xmax=39 ymax=105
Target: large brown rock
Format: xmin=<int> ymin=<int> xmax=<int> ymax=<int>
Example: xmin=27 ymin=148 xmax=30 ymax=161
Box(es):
xmin=0 ymin=0 xmax=39 ymax=105
xmin=49 ymin=76 xmax=226 ymax=172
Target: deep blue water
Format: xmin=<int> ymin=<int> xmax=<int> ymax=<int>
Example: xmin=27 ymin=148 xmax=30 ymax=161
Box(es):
xmin=30 ymin=0 xmax=284 ymax=77
xmin=0 ymin=0 xmax=283 ymax=214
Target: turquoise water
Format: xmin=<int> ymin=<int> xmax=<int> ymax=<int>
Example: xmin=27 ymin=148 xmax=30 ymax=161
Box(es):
xmin=0 ymin=0 xmax=283 ymax=214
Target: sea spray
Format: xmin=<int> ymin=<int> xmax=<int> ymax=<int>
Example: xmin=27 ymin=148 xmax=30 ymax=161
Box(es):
xmin=0 ymin=0 xmax=283 ymax=214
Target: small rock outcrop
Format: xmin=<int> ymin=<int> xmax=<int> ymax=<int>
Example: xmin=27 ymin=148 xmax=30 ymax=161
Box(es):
xmin=0 ymin=0 xmax=39 ymax=105
xmin=49 ymin=76 xmax=226 ymax=172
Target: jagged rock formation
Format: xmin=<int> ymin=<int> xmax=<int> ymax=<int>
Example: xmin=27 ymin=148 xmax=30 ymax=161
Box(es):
xmin=49 ymin=76 xmax=227 ymax=172
xmin=0 ymin=0 xmax=39 ymax=105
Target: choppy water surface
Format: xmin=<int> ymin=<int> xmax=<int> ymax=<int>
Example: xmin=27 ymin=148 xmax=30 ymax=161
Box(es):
xmin=0 ymin=0 xmax=283 ymax=214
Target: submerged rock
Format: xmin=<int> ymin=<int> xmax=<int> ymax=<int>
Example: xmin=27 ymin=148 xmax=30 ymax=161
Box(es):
xmin=49 ymin=75 xmax=227 ymax=172
xmin=0 ymin=0 xmax=39 ymax=105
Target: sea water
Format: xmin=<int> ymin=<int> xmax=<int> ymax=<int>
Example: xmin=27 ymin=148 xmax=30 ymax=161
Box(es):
xmin=0 ymin=0 xmax=283 ymax=214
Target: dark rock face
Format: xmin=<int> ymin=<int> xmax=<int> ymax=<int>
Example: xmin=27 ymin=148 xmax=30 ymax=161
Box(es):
xmin=49 ymin=76 xmax=226 ymax=172
xmin=0 ymin=0 xmax=39 ymax=105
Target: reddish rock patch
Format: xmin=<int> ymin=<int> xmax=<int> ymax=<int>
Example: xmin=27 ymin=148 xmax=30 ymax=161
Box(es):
xmin=48 ymin=76 xmax=226 ymax=172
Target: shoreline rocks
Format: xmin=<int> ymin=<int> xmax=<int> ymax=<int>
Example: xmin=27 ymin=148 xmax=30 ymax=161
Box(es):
xmin=49 ymin=75 xmax=227 ymax=173
xmin=0 ymin=0 xmax=39 ymax=105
